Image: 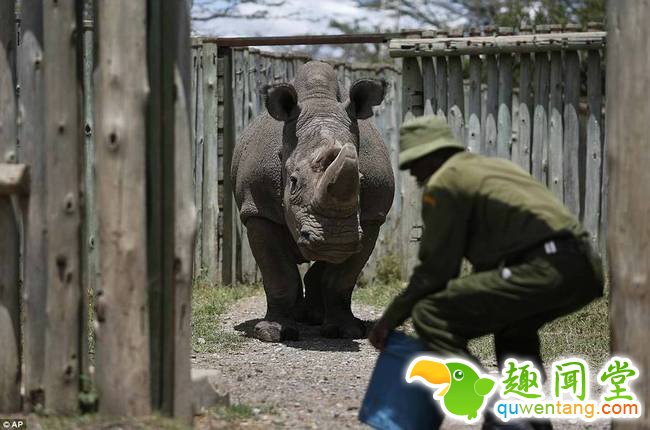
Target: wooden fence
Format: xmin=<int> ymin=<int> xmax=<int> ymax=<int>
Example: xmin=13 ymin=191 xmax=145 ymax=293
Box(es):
xmin=189 ymin=42 xmax=406 ymax=285
xmin=0 ymin=1 xmax=195 ymax=421
xmin=191 ymin=25 xmax=608 ymax=287
xmin=390 ymin=25 xmax=608 ymax=266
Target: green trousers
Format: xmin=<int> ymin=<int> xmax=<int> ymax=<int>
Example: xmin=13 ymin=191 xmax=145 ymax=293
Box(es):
xmin=411 ymin=241 xmax=604 ymax=376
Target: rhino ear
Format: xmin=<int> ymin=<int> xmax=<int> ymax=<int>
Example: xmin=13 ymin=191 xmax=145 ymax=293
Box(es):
xmin=346 ymin=79 xmax=386 ymax=120
xmin=264 ymin=83 xmax=300 ymax=122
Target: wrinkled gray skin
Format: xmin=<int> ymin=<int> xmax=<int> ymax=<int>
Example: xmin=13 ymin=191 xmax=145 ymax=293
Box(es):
xmin=231 ymin=61 xmax=394 ymax=342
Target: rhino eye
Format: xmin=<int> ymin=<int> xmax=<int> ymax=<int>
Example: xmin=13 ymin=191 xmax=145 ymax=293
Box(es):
xmin=453 ymin=369 xmax=464 ymax=381
xmin=289 ymin=175 xmax=298 ymax=193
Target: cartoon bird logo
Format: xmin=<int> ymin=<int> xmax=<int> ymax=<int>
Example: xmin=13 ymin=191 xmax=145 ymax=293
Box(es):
xmin=406 ymin=356 xmax=497 ymax=423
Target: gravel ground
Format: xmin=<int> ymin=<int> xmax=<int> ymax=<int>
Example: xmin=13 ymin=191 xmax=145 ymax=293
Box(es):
xmin=193 ymin=294 xmax=611 ymax=430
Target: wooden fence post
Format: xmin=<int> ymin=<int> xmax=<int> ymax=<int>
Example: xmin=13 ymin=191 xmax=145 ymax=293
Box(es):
xmin=0 ymin=0 xmax=21 ymax=412
xmin=42 ymin=0 xmax=83 ymax=413
xmin=583 ymin=51 xmax=606 ymax=249
xmin=584 ymin=49 xmax=603 ymax=249
xmin=95 ymin=0 xmax=151 ymax=415
xmin=532 ymin=46 xmax=550 ymax=184
xmin=421 ymin=56 xmax=435 ymax=115
xmin=201 ymin=42 xmax=220 ymax=284
xmin=485 ymin=52 xmax=498 ymax=156
xmin=434 ymin=57 xmax=447 ymax=119
xmin=606 ymin=4 xmax=650 ymax=428
xmin=18 ymin=0 xmax=48 ymax=411
xmin=496 ymin=28 xmax=513 ymax=159
xmin=511 ymin=26 xmax=532 ymax=172
xmin=80 ymin=3 xmax=96 ymax=383
xmin=563 ymin=48 xmax=581 ymax=218
xmin=497 ymin=55 xmax=513 ymax=159
xmin=171 ymin=0 xmax=196 ymax=420
xmin=400 ymin=56 xmax=423 ymax=277
xmin=222 ymin=47 xmax=237 ymax=285
xmin=401 ymin=57 xmax=423 ymax=118
xmin=192 ymin=44 xmax=206 ymax=280
xmin=548 ymin=48 xmax=564 ymax=201
xmin=447 ymin=40 xmax=465 ymax=143
xmin=467 ymin=54 xmax=482 ymax=154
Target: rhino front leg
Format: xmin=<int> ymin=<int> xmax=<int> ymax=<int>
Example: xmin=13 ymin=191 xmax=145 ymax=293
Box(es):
xmin=319 ymin=222 xmax=381 ymax=339
xmin=245 ymin=217 xmax=302 ymax=342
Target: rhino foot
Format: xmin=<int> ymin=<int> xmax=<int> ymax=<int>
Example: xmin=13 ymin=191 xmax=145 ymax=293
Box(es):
xmin=320 ymin=316 xmax=367 ymax=339
xmin=254 ymin=320 xmax=300 ymax=343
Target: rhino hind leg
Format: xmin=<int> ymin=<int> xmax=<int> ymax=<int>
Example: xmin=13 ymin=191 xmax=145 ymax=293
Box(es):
xmin=319 ymin=222 xmax=381 ymax=339
xmin=246 ymin=217 xmax=302 ymax=342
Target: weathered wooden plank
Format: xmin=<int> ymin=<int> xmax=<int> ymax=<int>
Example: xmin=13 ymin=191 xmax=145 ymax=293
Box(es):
xmin=400 ymin=57 xmax=423 ymax=277
xmin=389 ymin=31 xmax=607 ymax=57
xmin=193 ymin=46 xmax=205 ymax=278
xmin=222 ymin=48 xmax=237 ymax=285
xmin=0 ymin=1 xmax=20 ymax=409
xmin=170 ymin=1 xmax=196 ymax=420
xmin=43 ymin=0 xmax=84 ymax=406
xmin=563 ymin=50 xmax=581 ymax=218
xmin=240 ymin=49 xmax=258 ymax=283
xmin=190 ymin=47 xmax=198 ymax=198
xmin=497 ymin=53 xmax=513 ymax=158
xmin=484 ymin=55 xmax=498 ymax=156
xmin=584 ymin=50 xmax=603 ymax=249
xmin=532 ymin=53 xmax=550 ymax=184
xmin=232 ymin=49 xmax=246 ymax=283
xmin=548 ymin=51 xmax=564 ymax=200
xmin=421 ymin=57 xmax=435 ymax=115
xmin=201 ymin=43 xmax=219 ymax=283
xmin=514 ymin=53 xmax=533 ymax=172
xmin=146 ymin=0 xmax=168 ymax=408
xmin=79 ymin=5 xmax=95 ymax=387
xmin=606 ymin=5 xmax=650 ymax=427
xmin=467 ymin=55 xmax=482 ymax=153
xmin=434 ymin=56 xmax=447 ymax=118
xmin=18 ymin=0 xmax=48 ymax=411
xmin=95 ymin=0 xmax=151 ymax=415
xmin=401 ymin=57 xmax=423 ymax=118
xmin=447 ymin=56 xmax=464 ymax=143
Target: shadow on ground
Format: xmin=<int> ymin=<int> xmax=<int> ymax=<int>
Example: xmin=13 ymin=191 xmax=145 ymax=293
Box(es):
xmin=233 ymin=318 xmax=379 ymax=352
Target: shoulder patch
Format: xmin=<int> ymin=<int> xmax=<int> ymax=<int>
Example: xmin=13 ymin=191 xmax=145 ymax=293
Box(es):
xmin=422 ymin=194 xmax=436 ymax=207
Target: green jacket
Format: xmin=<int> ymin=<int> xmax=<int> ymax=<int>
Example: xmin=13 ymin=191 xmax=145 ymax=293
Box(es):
xmin=382 ymin=151 xmax=587 ymax=328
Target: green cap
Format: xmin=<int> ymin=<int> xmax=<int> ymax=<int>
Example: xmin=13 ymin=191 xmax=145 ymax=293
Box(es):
xmin=399 ymin=115 xmax=464 ymax=169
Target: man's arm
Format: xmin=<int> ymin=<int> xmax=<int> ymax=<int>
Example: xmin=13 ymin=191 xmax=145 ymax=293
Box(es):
xmin=369 ymin=184 xmax=467 ymax=348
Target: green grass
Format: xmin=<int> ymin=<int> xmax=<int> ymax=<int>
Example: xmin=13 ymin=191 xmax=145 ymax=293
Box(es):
xmin=353 ymin=278 xmax=405 ymax=309
xmin=208 ymin=403 xmax=255 ymax=421
xmin=353 ymin=276 xmax=610 ymax=368
xmin=192 ymin=276 xmax=262 ymax=353
xmin=31 ymin=413 xmax=190 ymax=430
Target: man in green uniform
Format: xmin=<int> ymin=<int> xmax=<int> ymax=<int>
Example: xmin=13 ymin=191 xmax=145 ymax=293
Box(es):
xmin=368 ymin=116 xmax=604 ymax=430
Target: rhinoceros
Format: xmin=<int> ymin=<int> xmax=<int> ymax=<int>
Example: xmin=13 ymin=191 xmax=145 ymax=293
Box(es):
xmin=231 ymin=61 xmax=395 ymax=342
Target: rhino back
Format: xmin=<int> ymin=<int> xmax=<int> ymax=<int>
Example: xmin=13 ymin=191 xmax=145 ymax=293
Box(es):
xmin=358 ymin=119 xmax=395 ymax=223
xmin=232 ymin=112 xmax=285 ymax=225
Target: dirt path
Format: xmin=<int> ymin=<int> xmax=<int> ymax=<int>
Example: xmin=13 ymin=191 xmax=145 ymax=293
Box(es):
xmin=193 ymin=294 xmax=611 ymax=430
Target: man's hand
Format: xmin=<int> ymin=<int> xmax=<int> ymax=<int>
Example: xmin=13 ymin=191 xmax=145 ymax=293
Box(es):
xmin=368 ymin=318 xmax=393 ymax=351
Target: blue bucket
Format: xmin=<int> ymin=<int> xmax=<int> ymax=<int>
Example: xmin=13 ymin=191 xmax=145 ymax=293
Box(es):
xmin=359 ymin=331 xmax=444 ymax=430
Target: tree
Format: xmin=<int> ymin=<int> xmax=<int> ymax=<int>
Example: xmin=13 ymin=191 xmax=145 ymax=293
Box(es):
xmin=355 ymin=0 xmax=605 ymax=28
xmin=192 ymin=0 xmax=311 ymax=22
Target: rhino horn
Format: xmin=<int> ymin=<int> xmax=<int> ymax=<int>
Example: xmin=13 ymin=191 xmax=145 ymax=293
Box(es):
xmin=313 ymin=143 xmax=360 ymax=216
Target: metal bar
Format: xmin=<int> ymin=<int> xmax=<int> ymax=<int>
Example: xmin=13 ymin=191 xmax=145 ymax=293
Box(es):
xmin=195 ymin=32 xmax=409 ymax=47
